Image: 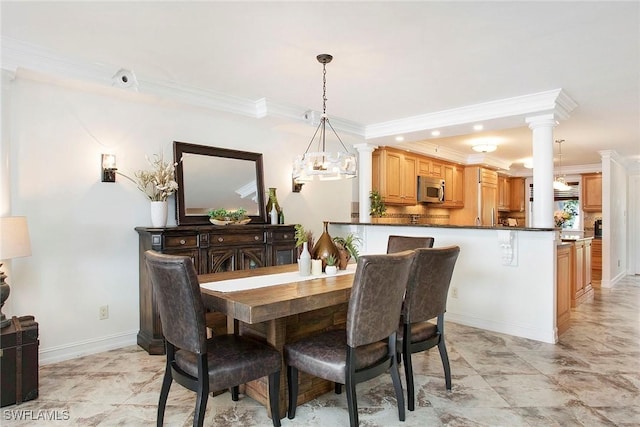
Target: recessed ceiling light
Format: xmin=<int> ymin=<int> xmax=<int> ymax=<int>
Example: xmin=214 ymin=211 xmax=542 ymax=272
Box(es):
xmin=395 ymin=136 xmax=404 ymax=142
xmin=473 ymin=124 xmax=484 ymax=131
xmin=431 ymin=130 xmax=440 ymax=137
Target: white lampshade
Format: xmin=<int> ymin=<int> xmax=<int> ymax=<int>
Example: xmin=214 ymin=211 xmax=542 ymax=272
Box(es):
xmin=0 ymin=217 xmax=32 ymax=260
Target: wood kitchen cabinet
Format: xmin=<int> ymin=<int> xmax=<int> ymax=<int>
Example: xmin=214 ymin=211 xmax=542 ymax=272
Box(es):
xmin=497 ymin=175 xmax=511 ymax=211
xmin=567 ymin=238 xmax=594 ymax=308
xmin=449 ymin=166 xmax=497 ymax=225
xmin=591 ymin=238 xmax=602 ymax=287
xmin=556 ymin=243 xmax=572 ymax=336
xmin=442 ymin=163 xmax=464 ymax=208
xmin=135 ymin=224 xmax=296 ymax=354
xmin=418 ymin=158 xmax=443 ymax=178
xmin=372 ymin=147 xmax=417 ymax=205
xmin=509 ymin=177 xmax=526 ymax=212
xmin=582 ymin=173 xmax=602 ymax=212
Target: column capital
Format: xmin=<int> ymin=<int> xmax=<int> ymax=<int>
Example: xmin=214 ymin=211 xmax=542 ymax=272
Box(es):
xmin=525 ymin=114 xmax=558 ymax=130
xmin=353 ymin=143 xmax=377 ymax=153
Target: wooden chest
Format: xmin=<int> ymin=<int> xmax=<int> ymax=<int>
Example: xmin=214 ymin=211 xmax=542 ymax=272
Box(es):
xmin=0 ymin=316 xmax=39 ymax=407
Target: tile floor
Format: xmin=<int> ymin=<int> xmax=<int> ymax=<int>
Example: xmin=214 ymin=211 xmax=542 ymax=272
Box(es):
xmin=4 ymin=275 xmax=639 ymax=426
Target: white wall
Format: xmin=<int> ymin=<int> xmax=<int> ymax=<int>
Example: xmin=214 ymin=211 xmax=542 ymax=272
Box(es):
xmin=6 ymin=71 xmax=359 ymax=363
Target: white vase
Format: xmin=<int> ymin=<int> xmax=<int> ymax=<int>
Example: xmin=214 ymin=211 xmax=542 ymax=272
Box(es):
xmin=150 ymin=201 xmax=168 ymax=227
xmin=298 ymin=242 xmax=311 ymax=276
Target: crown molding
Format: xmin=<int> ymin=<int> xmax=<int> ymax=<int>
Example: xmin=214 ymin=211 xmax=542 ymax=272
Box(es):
xmin=365 ymin=89 xmax=577 ymax=140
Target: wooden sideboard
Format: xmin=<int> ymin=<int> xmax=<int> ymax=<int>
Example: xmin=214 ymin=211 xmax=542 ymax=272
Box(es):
xmin=135 ymin=224 xmax=297 ymax=354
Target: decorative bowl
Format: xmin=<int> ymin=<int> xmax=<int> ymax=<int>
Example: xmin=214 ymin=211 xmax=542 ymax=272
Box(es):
xmin=209 ymin=218 xmax=251 ymax=226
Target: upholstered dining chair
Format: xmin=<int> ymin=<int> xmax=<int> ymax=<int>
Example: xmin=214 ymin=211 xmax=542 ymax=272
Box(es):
xmin=386 ymin=235 xmax=435 ymax=253
xmin=284 ymin=250 xmax=416 ymax=427
xmin=397 ymin=245 xmax=460 ymax=411
xmin=144 ymin=251 xmax=282 ymax=427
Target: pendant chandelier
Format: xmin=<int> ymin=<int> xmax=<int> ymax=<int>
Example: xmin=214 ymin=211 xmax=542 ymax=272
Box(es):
xmin=292 ymin=54 xmax=357 ymax=183
xmin=553 ymin=139 xmax=571 ymax=191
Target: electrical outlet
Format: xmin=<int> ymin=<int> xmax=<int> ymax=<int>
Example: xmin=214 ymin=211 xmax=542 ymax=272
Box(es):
xmin=99 ymin=305 xmax=109 ymax=320
xmin=451 ymin=288 xmax=458 ymax=299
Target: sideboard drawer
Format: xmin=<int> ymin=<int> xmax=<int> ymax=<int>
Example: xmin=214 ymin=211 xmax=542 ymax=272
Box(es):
xmin=209 ymin=232 xmax=265 ymax=246
xmin=271 ymin=230 xmax=295 ymax=242
xmin=164 ymin=235 xmax=198 ymax=249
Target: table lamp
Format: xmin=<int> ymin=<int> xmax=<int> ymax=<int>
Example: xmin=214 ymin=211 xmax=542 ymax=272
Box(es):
xmin=0 ymin=216 xmax=32 ymax=328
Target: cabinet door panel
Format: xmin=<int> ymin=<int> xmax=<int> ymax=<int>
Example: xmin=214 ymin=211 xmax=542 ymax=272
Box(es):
xmin=208 ymin=248 xmax=236 ymax=273
xmin=239 ymin=247 xmax=266 ymax=270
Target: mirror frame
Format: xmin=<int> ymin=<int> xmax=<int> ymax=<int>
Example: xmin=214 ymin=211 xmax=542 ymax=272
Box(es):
xmin=173 ymin=141 xmax=266 ymax=225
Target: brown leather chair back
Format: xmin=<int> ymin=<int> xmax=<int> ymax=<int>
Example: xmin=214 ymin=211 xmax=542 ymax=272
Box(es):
xmin=347 ymin=250 xmax=415 ymax=348
xmin=386 ymin=235 xmax=434 ymax=254
xmin=144 ymin=251 xmax=208 ymax=355
xmin=403 ymin=246 xmax=460 ymax=324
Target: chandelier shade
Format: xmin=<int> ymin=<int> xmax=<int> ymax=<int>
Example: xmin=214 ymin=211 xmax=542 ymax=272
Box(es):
xmin=553 ymin=139 xmax=570 ymax=191
xmin=292 ymin=54 xmax=357 ymax=183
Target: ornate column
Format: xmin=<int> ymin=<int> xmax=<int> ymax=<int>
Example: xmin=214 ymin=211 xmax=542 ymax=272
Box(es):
xmin=525 ymin=114 xmax=557 ymax=228
xmin=354 ymin=143 xmax=376 ymax=223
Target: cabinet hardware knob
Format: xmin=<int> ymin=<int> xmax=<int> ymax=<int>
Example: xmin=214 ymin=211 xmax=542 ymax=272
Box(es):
xmin=283 ymin=234 xmax=289 ymax=239
xmin=254 ymin=236 xmax=260 ymax=240
xmin=218 ymin=237 xmax=224 ymax=242
xmin=180 ymin=239 xmax=186 ymax=245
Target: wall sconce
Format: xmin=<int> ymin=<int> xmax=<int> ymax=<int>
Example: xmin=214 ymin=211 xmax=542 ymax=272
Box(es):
xmin=101 ymin=154 xmax=117 ymax=182
xmin=292 ymin=175 xmax=304 ymax=193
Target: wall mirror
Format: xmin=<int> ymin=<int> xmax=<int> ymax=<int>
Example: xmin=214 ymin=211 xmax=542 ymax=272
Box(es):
xmin=173 ymin=141 xmax=266 ymax=225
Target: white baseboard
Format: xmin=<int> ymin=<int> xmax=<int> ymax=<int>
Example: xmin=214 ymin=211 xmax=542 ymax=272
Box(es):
xmin=445 ymin=313 xmax=556 ymax=344
xmin=39 ymin=330 xmax=138 ymax=365
xmin=600 ymin=271 xmax=628 ymax=288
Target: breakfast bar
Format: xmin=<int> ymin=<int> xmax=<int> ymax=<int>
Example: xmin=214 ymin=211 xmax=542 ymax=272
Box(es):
xmin=199 ymin=264 xmax=357 ymax=419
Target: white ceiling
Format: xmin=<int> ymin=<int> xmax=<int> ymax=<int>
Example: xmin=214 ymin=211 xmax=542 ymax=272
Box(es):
xmin=2 ymin=1 xmax=639 ymax=173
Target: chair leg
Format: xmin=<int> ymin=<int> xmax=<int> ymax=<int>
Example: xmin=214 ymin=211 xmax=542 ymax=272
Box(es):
xmin=335 ymin=383 xmax=342 ymax=394
xmin=438 ymin=339 xmax=452 ymax=391
xmin=268 ymin=371 xmax=281 ymax=427
xmin=157 ymin=365 xmax=172 ymax=427
xmin=231 ymin=386 xmax=239 ymax=401
xmin=193 ymin=382 xmax=208 ymax=427
xmin=286 ymin=366 xmax=298 ymax=419
xmin=390 ymin=356 xmax=406 ymax=420
xmin=403 ymin=349 xmax=415 ymax=411
xmin=345 ymin=374 xmax=359 ymax=427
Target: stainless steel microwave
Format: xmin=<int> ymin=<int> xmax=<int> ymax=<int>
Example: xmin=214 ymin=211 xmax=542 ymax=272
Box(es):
xmin=417 ymin=176 xmax=445 ymax=203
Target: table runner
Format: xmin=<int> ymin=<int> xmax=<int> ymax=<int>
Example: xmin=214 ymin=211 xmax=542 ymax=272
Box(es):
xmin=201 ymin=263 xmax=357 ymax=293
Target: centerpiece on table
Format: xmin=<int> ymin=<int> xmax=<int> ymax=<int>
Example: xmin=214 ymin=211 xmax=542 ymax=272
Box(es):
xmin=208 ymin=208 xmax=251 ymax=225
xmin=294 ymin=224 xmax=313 ymax=276
xmin=333 ymin=233 xmax=361 ymax=270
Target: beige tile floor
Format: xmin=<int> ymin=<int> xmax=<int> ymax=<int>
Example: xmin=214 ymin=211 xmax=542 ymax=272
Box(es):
xmin=4 ymin=275 xmax=639 ymax=426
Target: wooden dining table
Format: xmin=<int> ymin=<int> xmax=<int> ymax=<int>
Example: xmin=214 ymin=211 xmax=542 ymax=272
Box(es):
xmin=199 ymin=263 xmax=356 ymax=419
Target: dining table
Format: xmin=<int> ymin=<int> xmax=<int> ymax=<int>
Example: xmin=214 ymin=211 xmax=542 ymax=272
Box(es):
xmin=199 ymin=263 xmax=357 ymax=420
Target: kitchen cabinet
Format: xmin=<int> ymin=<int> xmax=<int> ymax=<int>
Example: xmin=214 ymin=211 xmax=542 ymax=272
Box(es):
xmin=509 ymin=177 xmax=526 ymax=212
xmin=497 ymin=175 xmax=511 ymax=211
xmin=372 ymin=147 xmax=417 ymax=205
xmin=556 ymin=243 xmax=572 ymax=336
xmin=591 ymin=238 xmax=602 ymax=287
xmin=566 ymin=238 xmax=594 ymax=308
xmin=449 ymin=166 xmax=497 ymax=225
xmin=135 ymin=224 xmax=296 ymax=354
xmin=418 ymin=158 xmax=443 ymax=178
xmin=582 ymin=173 xmax=602 ymax=212
xmin=442 ymin=163 xmax=464 ymax=208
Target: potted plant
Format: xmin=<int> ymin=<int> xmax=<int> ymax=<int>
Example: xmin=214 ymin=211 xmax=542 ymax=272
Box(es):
xmin=369 ymin=190 xmax=387 ymax=222
xmin=325 ymin=254 xmax=338 ymax=276
xmin=208 ymin=208 xmax=249 ymax=225
xmin=333 ymin=233 xmax=362 ymax=270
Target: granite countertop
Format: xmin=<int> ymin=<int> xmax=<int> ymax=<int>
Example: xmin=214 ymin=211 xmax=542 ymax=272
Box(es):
xmin=330 ymin=221 xmax=556 ymax=232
